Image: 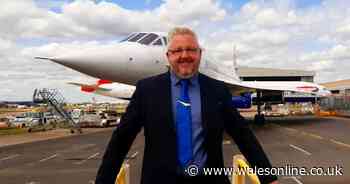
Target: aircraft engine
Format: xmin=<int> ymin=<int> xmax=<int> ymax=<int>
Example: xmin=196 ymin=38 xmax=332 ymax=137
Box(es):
xmin=231 ymin=93 xmax=252 ymax=109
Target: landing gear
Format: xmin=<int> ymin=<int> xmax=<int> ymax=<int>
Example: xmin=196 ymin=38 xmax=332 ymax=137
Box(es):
xmin=254 ymin=114 xmax=265 ymax=125
xmin=254 ymin=90 xmax=266 ymax=125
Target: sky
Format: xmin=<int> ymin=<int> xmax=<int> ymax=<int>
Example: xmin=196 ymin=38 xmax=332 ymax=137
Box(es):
xmin=1 ymin=0 xmax=350 ymax=103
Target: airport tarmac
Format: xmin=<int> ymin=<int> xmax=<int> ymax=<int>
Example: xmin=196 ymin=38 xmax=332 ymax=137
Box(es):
xmin=0 ymin=115 xmax=349 ymax=184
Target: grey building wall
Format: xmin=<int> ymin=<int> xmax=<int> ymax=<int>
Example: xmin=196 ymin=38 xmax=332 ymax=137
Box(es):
xmin=237 ymin=66 xmax=315 ymax=82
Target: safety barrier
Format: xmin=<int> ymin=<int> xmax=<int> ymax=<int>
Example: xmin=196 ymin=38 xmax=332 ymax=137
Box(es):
xmin=232 ymin=155 xmax=261 ymax=184
xmin=115 ymin=163 xmax=130 ymax=184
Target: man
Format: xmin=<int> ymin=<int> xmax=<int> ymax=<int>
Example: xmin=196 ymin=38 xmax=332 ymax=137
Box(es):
xmin=95 ymin=27 xmax=278 ymax=184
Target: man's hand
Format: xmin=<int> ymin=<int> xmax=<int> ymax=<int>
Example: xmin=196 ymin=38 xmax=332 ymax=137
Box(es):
xmin=270 ymin=181 xmax=278 ymax=184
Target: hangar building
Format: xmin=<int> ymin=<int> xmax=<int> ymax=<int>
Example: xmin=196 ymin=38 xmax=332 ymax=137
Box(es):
xmin=321 ymin=79 xmax=350 ymax=96
xmin=237 ymin=66 xmax=316 ymax=103
xmin=237 ymin=66 xmax=315 ymax=82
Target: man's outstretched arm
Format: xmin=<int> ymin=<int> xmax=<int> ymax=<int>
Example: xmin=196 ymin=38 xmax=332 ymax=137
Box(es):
xmin=222 ymin=87 xmax=278 ymax=184
xmin=95 ymin=81 xmax=144 ymax=184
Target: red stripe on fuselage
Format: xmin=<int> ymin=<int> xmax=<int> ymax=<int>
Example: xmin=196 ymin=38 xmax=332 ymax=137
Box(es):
xmin=97 ymin=79 xmax=112 ymax=86
xmin=81 ymin=86 xmax=96 ymax=92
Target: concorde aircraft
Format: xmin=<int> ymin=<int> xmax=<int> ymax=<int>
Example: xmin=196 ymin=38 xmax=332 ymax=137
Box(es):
xmin=36 ymin=32 xmax=330 ymax=124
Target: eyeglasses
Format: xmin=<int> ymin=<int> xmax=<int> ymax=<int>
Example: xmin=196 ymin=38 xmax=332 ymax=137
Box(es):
xmin=167 ymin=48 xmax=201 ymax=56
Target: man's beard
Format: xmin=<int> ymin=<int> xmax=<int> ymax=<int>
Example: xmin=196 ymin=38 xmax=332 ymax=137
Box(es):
xmin=170 ymin=66 xmax=197 ymax=79
xmin=171 ymin=59 xmax=199 ymax=79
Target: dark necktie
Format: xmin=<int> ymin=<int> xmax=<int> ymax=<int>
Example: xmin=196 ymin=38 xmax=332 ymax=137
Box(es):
xmin=176 ymin=79 xmax=193 ymax=168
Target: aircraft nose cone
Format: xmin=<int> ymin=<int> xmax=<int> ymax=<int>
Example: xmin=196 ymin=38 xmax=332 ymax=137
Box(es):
xmin=43 ymin=46 xmax=129 ymax=81
xmin=50 ymin=54 xmax=86 ymax=68
xmin=49 ymin=53 xmax=109 ymax=80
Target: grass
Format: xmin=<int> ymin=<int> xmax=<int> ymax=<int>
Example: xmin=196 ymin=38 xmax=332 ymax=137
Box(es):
xmin=0 ymin=108 xmax=27 ymax=113
xmin=0 ymin=127 xmax=27 ymax=136
xmin=0 ymin=120 xmax=76 ymax=136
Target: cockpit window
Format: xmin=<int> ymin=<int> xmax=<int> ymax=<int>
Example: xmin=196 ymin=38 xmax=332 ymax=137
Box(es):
xmin=119 ymin=33 xmax=136 ymax=42
xmin=152 ymin=38 xmax=163 ymax=46
xmin=128 ymin=33 xmax=147 ymax=42
xmin=138 ymin=33 xmax=159 ymax=45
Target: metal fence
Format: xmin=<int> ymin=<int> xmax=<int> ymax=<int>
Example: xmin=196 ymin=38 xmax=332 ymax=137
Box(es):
xmin=319 ymin=96 xmax=350 ymax=116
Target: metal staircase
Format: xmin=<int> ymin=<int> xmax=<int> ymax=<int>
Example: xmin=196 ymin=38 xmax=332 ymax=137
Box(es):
xmin=33 ymin=88 xmax=82 ymax=133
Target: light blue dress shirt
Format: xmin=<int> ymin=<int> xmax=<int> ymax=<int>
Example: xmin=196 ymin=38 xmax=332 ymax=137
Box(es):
xmin=170 ymin=71 xmax=207 ymax=172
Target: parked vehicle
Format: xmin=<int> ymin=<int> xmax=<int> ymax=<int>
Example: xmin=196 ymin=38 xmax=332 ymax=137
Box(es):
xmin=0 ymin=117 xmax=9 ymax=128
xmin=99 ymin=110 xmax=119 ymax=127
xmin=78 ymin=111 xmax=102 ymax=127
xmin=9 ymin=115 xmax=31 ymax=128
xmin=8 ymin=112 xmax=56 ymax=128
xmin=76 ymin=110 xmax=119 ymax=127
xmin=263 ymin=104 xmax=290 ymax=117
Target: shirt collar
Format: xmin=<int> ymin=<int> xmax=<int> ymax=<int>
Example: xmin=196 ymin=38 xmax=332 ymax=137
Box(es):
xmin=170 ymin=70 xmax=198 ymax=87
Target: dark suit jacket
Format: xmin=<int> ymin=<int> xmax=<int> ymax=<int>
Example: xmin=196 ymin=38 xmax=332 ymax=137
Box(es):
xmin=95 ymin=71 xmax=277 ymax=184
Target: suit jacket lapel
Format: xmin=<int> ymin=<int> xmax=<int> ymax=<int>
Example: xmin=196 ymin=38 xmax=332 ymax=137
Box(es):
xmin=198 ymin=73 xmax=209 ymax=132
xmin=158 ymin=71 xmax=176 ymax=133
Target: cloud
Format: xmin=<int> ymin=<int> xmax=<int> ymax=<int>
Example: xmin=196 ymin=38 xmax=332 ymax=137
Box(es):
xmin=239 ymin=1 xmax=298 ymax=28
xmin=0 ymin=38 xmax=14 ymax=51
xmin=242 ymin=30 xmax=290 ymax=46
xmin=0 ymin=0 xmax=228 ymax=41
xmin=300 ymin=44 xmax=350 ymax=62
xmin=156 ymin=0 xmax=226 ymax=23
xmin=306 ymin=60 xmax=334 ymax=71
xmin=202 ymin=0 xmax=350 ymax=83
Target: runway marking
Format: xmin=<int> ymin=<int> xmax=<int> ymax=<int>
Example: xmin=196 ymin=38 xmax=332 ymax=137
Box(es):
xmin=306 ymin=133 xmax=324 ymax=140
xmin=271 ymin=123 xmax=300 ymax=134
xmin=300 ymin=131 xmax=308 ymax=137
xmin=289 ymin=144 xmax=312 ymax=156
xmin=284 ymin=127 xmax=298 ymax=133
xmin=61 ymin=144 xmax=96 ymax=153
xmin=129 ymin=151 xmax=138 ymax=159
xmin=273 ymin=123 xmax=327 ymax=141
xmin=87 ymin=152 xmax=100 ymax=160
xmin=39 ymin=154 xmax=58 ymax=162
xmin=0 ymin=154 xmax=20 ymax=161
xmin=74 ymin=152 xmax=100 ymax=165
xmin=26 ymin=163 xmax=35 ymax=166
xmin=271 ymin=123 xmax=298 ymax=133
xmin=330 ymin=139 xmax=350 ymax=149
xmin=273 ymin=122 xmax=350 ymax=153
xmin=25 ymin=181 xmax=41 ymax=184
xmin=78 ymin=143 xmax=96 ymax=149
xmin=282 ymin=176 xmax=303 ymax=184
xmin=290 ymin=176 xmax=303 ymax=184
